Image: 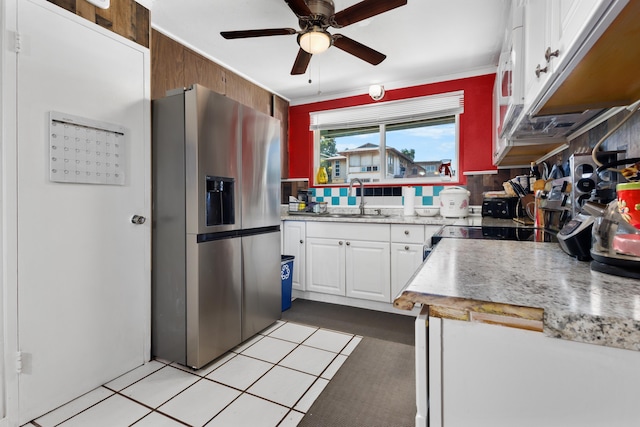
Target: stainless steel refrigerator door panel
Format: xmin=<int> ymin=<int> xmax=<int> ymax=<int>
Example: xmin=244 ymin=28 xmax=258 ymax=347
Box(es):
xmin=242 ymin=231 xmax=282 ymax=340
xmin=185 ymin=85 xmax=242 ymax=235
xmin=152 ymin=93 xmax=187 ymax=364
xmin=241 ymin=107 xmax=281 ymax=229
xmin=186 ymin=236 xmax=242 ymax=369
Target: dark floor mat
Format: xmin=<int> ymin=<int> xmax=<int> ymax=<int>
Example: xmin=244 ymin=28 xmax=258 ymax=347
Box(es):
xmin=299 ymin=336 xmax=416 ymax=427
xmin=281 ymin=299 xmax=415 ymax=345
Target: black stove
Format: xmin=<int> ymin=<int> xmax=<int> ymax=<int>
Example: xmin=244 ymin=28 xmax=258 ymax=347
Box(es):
xmin=432 ymin=225 xmax=557 ymax=245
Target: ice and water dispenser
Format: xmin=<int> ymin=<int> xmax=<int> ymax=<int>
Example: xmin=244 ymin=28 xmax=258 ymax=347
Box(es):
xmin=205 ymin=176 xmax=235 ymax=226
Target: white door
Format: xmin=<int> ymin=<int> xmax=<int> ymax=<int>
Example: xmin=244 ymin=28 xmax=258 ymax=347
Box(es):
xmin=15 ymin=1 xmax=149 ymax=423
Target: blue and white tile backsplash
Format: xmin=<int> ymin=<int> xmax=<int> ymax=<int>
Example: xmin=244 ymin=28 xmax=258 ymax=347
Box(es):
xmin=311 ymin=185 xmax=446 ymax=207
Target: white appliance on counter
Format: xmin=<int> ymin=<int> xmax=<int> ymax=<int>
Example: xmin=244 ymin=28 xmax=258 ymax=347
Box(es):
xmin=439 ymin=187 xmax=471 ymax=218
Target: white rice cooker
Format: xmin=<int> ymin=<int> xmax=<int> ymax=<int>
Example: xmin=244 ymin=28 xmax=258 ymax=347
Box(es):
xmin=439 ymin=186 xmax=470 ymax=218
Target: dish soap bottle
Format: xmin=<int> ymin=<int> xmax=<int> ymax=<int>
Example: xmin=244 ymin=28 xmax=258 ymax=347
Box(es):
xmin=316 ymin=167 xmax=328 ymax=184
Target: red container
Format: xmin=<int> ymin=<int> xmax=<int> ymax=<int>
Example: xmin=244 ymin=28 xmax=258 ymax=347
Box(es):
xmin=617 ymin=182 xmax=640 ymax=230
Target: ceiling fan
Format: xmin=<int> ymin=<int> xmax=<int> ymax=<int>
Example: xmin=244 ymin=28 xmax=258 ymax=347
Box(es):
xmin=220 ymin=0 xmax=407 ymax=75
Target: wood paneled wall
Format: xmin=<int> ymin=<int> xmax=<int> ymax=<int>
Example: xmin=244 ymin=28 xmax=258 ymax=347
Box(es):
xmin=273 ymin=96 xmax=290 ymax=179
xmin=151 ymin=29 xmax=291 ymax=177
xmin=46 ymin=0 xmax=149 ymax=48
xmin=152 ymin=30 xmax=273 ymax=114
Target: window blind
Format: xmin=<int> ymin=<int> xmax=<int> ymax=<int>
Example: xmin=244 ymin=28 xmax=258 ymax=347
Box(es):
xmin=309 ymin=91 xmax=464 ymax=131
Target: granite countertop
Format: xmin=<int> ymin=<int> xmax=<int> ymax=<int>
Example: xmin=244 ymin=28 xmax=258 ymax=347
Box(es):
xmin=393 ymin=238 xmax=640 ymax=352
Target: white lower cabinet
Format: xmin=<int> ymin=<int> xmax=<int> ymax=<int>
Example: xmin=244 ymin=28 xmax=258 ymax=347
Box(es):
xmin=426 ymin=317 xmax=640 ymax=427
xmin=391 ymin=243 xmax=425 ymax=298
xmin=306 ymin=236 xmax=345 ymax=296
xmin=390 ymin=224 xmax=441 ymax=298
xmin=306 ymin=222 xmax=391 ymax=303
xmin=345 ymin=239 xmax=390 ymax=302
xmin=282 ymin=221 xmax=306 ymax=291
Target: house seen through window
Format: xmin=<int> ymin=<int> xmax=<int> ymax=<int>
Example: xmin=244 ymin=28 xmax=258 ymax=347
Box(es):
xmin=318 ymin=117 xmax=457 ymax=184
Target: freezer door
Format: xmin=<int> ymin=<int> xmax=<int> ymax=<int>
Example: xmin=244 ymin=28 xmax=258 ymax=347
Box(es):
xmin=242 ymin=231 xmax=282 ymax=340
xmin=186 ymin=236 xmax=242 ymax=369
xmin=185 ymin=85 xmax=242 ymax=235
xmin=241 ymin=107 xmax=281 ymax=229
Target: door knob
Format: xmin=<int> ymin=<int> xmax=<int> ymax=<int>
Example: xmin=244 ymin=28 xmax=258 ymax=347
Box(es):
xmin=131 ymin=215 xmax=146 ymax=225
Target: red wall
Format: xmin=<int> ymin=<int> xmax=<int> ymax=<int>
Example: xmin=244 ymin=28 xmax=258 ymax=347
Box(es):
xmin=288 ymin=73 xmax=497 ymax=184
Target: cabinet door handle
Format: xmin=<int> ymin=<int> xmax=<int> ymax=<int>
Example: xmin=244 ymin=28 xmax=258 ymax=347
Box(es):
xmin=299 ymin=239 xmax=304 ymax=244
xmin=535 ymin=64 xmax=548 ymax=78
xmin=404 ymin=230 xmax=409 ymax=235
xmin=346 ymin=241 xmax=351 ymax=246
xmin=339 ymin=241 xmax=344 ymax=245
xmin=405 ymin=245 xmax=410 ymax=250
xmin=545 ymin=47 xmax=559 ymax=62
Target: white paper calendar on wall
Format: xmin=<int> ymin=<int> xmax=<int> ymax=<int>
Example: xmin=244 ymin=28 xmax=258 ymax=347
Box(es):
xmin=49 ymin=111 xmax=126 ymax=185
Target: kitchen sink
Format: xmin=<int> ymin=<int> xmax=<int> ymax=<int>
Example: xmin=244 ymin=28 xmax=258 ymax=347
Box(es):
xmin=324 ymin=213 xmax=391 ymax=218
xmin=287 ymin=211 xmax=390 ymax=219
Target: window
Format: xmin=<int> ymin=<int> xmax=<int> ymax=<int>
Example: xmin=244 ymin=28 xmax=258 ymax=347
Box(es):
xmin=312 ymin=92 xmax=462 ymax=185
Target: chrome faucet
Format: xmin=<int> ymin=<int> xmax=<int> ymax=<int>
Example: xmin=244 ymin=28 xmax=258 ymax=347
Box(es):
xmin=349 ymin=178 xmax=366 ymax=215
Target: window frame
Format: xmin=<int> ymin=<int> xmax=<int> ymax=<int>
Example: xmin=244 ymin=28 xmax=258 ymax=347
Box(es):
xmin=311 ymin=91 xmax=463 ymax=186
xmin=313 ymin=114 xmax=461 ymax=186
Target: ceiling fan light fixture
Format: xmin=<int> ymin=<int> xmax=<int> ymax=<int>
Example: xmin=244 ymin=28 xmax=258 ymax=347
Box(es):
xmin=299 ymin=30 xmax=331 ymax=54
xmin=369 ymin=84 xmax=385 ymax=101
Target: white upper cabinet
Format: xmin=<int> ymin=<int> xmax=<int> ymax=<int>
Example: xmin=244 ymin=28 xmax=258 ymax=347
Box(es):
xmin=524 ymin=0 xmax=553 ymax=107
xmin=524 ymin=0 xmax=612 ymax=112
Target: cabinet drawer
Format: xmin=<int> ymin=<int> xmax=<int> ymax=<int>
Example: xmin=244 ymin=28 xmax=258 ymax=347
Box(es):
xmin=307 ymin=222 xmax=390 ymax=241
xmin=391 ymin=224 xmax=425 ymax=244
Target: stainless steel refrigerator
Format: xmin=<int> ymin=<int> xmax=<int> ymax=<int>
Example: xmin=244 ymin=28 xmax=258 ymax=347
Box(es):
xmin=152 ymin=84 xmax=281 ymax=369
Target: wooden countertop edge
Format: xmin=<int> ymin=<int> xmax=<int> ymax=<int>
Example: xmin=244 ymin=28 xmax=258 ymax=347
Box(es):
xmin=394 ymin=292 xmax=544 ymax=332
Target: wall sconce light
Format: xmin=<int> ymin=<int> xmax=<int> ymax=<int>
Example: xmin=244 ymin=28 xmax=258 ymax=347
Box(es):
xmin=369 ymin=84 xmax=385 ymax=101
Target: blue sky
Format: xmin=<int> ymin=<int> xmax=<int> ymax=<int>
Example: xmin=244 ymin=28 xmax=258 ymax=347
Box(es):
xmin=334 ymin=122 xmax=456 ymax=162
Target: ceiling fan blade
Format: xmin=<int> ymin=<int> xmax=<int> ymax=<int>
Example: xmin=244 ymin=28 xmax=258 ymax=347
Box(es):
xmin=285 ymin=0 xmax=312 ymax=17
xmin=332 ymin=34 xmax=386 ymax=65
xmin=221 ymin=28 xmax=297 ymax=39
xmin=291 ymin=49 xmax=312 ymax=75
xmin=332 ymin=0 xmax=407 ymax=28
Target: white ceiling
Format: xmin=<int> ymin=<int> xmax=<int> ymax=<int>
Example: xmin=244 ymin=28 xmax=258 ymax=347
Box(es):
xmin=150 ymin=0 xmax=511 ymax=105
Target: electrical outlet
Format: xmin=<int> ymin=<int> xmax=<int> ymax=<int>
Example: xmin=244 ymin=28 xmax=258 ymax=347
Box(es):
xmin=86 ymin=0 xmax=110 ymax=9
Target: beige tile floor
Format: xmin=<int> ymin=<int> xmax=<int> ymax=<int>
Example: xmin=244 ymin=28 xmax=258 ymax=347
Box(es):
xmin=24 ymin=320 xmax=361 ymax=427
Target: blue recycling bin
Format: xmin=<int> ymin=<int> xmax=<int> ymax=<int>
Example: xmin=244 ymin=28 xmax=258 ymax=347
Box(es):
xmin=281 ymin=255 xmax=295 ymax=311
